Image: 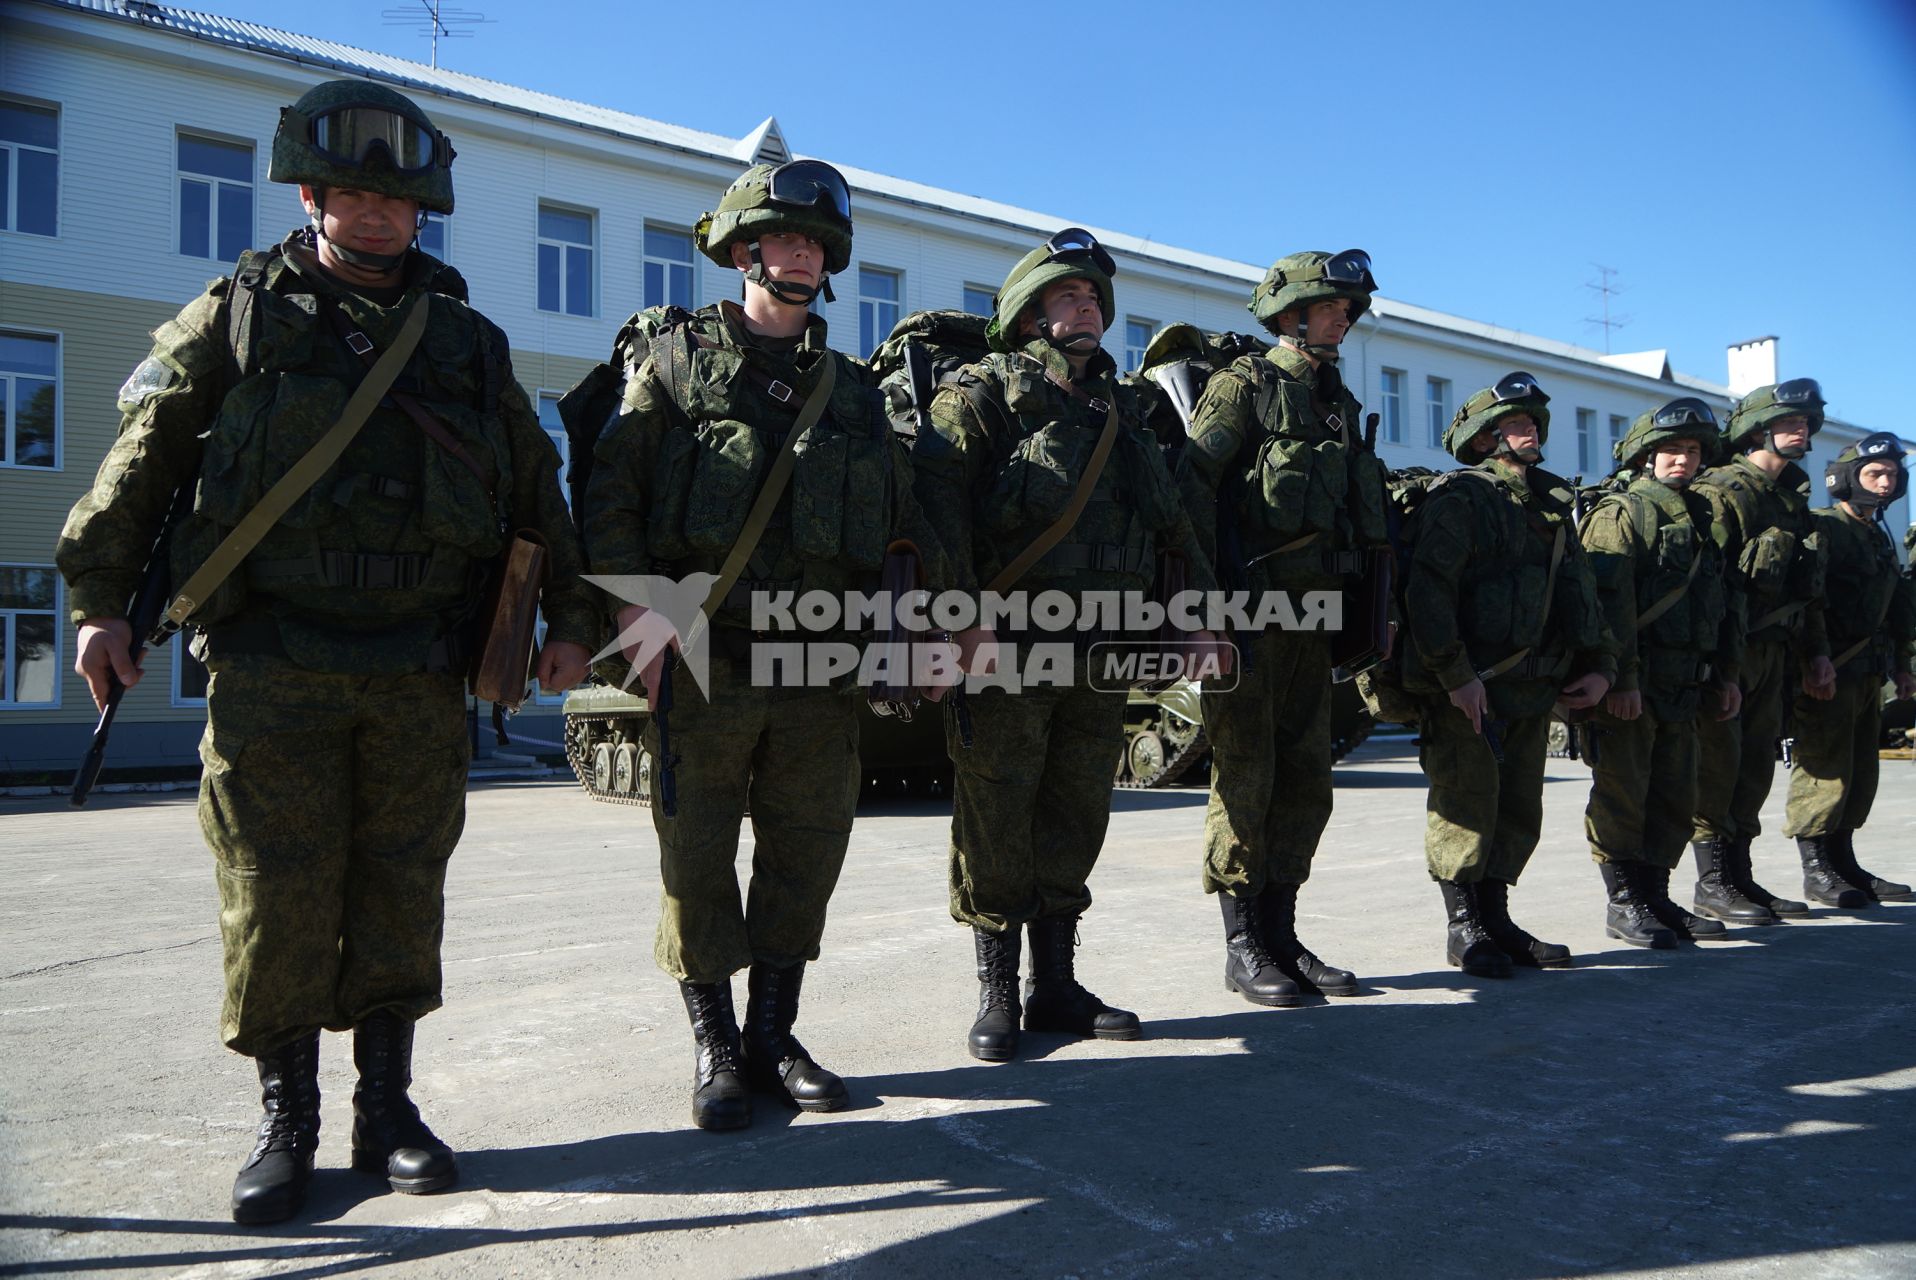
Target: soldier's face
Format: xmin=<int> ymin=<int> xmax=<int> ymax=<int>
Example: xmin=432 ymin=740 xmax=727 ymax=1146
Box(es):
xmin=1651 ymin=439 xmax=1703 ymax=487
xmin=1858 ymin=461 xmax=1900 ymax=497
xmin=732 ymin=232 xmax=824 ymax=291
xmin=1301 ymin=298 xmax=1352 ymax=344
xmin=1767 ymin=415 xmax=1811 ymax=454
xmin=301 ymin=184 xmax=420 ymax=259
xmin=1023 ymin=277 xmax=1105 ymax=346
xmin=1497 ymin=413 xmax=1540 ymax=456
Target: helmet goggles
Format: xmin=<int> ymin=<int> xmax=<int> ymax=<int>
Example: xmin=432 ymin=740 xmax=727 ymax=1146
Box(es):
xmin=766 ymin=160 xmax=851 ymax=220
xmin=1042 ymin=227 xmax=1118 ymax=279
xmin=1462 ymin=370 xmax=1548 ymax=419
xmin=308 ymin=104 xmax=449 ymax=174
xmin=1653 ymin=397 xmax=1718 ymax=431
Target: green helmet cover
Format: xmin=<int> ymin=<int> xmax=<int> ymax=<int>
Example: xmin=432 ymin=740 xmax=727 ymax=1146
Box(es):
xmin=695 ymin=163 xmax=853 ymax=275
xmin=1617 ymin=400 xmax=1720 ymax=471
xmin=1723 ymin=379 xmax=1824 ymax=451
xmin=270 ymin=80 xmax=455 ymax=214
xmin=1248 ymin=250 xmax=1374 ymax=334
xmin=1443 ymin=375 xmax=1552 ymax=463
xmin=984 ymin=242 xmax=1116 ymax=354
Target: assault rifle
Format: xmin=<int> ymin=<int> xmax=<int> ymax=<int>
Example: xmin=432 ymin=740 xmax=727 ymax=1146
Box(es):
xmin=71 ymin=481 xmax=197 ymax=807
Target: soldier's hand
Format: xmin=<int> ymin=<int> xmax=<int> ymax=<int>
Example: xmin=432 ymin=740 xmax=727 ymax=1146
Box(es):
xmin=1604 ymin=689 xmax=1643 ymax=721
xmin=1185 ymin=629 xmax=1233 ymax=680
xmin=916 ymin=635 xmax=963 ymax=703
xmin=1894 ymin=671 xmax=1916 ymax=702
xmin=534 ymin=640 xmax=592 ymax=694
xmin=954 ymin=626 xmax=999 ymax=676
xmin=1559 ymin=672 xmax=1612 ymax=711
xmin=614 ymin=604 xmax=682 ymax=699
xmin=1715 ymin=680 xmax=1743 ymax=721
xmin=76 ymin=618 xmax=141 ymax=712
xmin=1448 ymin=677 xmax=1487 ymax=734
xmin=1803 ymin=655 xmax=1837 ymax=701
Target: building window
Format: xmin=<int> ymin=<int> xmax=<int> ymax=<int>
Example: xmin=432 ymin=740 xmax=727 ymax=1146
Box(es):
xmin=858 ymin=266 xmax=901 ymax=360
xmin=417 ymin=211 xmax=449 ymax=261
xmin=177 ymin=132 xmax=253 ymax=262
xmin=1609 ymin=413 xmax=1628 ymax=459
xmin=1124 ymin=318 xmax=1155 ymax=373
xmin=1577 ymin=408 xmax=1597 ymax=475
xmin=643 ymin=225 xmax=695 ymax=311
xmin=537 ymin=204 xmax=595 ymax=317
xmin=0 ymin=565 xmax=59 ymax=707
xmin=172 ymin=644 xmax=209 ymax=707
xmin=1379 ymin=368 xmax=1405 ymax=444
xmin=1 ymin=330 xmax=58 ymax=469
xmin=1425 ymin=376 xmax=1451 ymax=450
xmin=962 ymin=285 xmax=995 ymax=318
xmin=536 ymin=391 xmax=572 ymax=506
xmin=1 ymin=98 xmax=58 ymax=237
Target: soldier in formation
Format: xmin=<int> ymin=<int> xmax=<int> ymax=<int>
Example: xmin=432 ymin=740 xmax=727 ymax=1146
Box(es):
xmin=57 ymin=81 xmax=595 ymax=1223
xmin=1579 ymin=401 xmax=1743 ymax=949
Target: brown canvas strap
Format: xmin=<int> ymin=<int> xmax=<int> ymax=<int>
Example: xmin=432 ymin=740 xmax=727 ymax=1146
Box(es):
xmin=986 ymin=373 xmax=1122 ymax=594
xmin=1748 ymin=598 xmax=1808 ymax=632
xmin=159 ymin=295 xmax=429 ymax=633
xmin=1831 ymin=589 xmax=1896 ymax=670
xmin=1479 ymin=523 xmax=1567 ymax=681
xmin=1630 ymin=548 xmax=1704 ymax=636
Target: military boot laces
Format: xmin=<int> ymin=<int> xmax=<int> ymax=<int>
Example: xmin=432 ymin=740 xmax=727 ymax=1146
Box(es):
xmin=1438 ymin=881 xmax=1514 ymax=978
xmin=1733 ymin=838 xmax=1807 ymax=917
xmin=1690 ymin=838 xmax=1778 ymax=925
xmin=1022 ymin=916 xmax=1140 ymax=1040
xmin=1643 ymin=866 xmax=1727 ymax=939
xmin=1797 ymin=836 xmax=1869 ymax=910
xmin=1830 ymin=830 xmax=1912 ymax=902
xmin=1219 ymin=892 xmax=1303 ymax=1007
xmin=231 ymin=1031 xmax=322 ymax=1226
xmin=680 ymin=981 xmax=752 ymax=1131
xmin=1259 ymin=883 xmax=1360 ymax=996
xmin=968 ymin=927 xmax=1022 ymax=1062
xmin=740 ymin=963 xmax=848 ymax=1113
xmin=1476 ymin=879 xmax=1573 ymax=967
xmin=1599 ymin=862 xmax=1677 ymax=950
xmin=349 ymin=1011 xmax=458 ymax=1194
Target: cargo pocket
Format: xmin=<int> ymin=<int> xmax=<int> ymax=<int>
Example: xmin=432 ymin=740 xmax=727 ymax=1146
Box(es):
xmin=255 ymin=374 xmax=353 ymax=530
xmin=1253 ymin=435 xmax=1313 ymax=543
xmin=1739 ymin=526 xmax=1796 ymax=593
xmin=1348 ymin=449 xmax=1389 ymax=546
xmin=683 ymin=420 xmax=767 ymax=555
xmin=790 ymin=425 xmax=848 ymax=563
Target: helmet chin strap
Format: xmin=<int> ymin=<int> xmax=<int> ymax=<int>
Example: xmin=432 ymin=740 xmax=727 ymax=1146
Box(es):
xmin=745 ymin=240 xmax=831 ymax=306
xmin=307 ymin=194 xmax=414 ymax=273
xmin=1287 ymin=310 xmax=1342 ymax=363
xmin=1036 ymin=316 xmax=1100 ymax=355
xmin=1492 ymin=440 xmax=1543 ymax=465
xmin=1761 ymin=426 xmax=1808 ymax=460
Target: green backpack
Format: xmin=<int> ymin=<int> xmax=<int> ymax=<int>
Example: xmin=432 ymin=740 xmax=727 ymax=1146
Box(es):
xmin=1122 ymin=322 xmax=1270 ymax=467
xmin=554 ymin=304 xmax=700 ymax=534
xmin=868 ymin=309 xmax=996 ymax=440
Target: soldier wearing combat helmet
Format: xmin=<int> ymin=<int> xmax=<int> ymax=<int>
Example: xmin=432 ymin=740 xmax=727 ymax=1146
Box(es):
xmin=583 ymin=161 xmax=954 ymax=1128
xmin=1580 ymin=400 xmax=1743 ymax=950
xmin=1400 ymin=373 xmax=1616 ymax=978
xmin=57 ymin=79 xmax=595 ymax=1224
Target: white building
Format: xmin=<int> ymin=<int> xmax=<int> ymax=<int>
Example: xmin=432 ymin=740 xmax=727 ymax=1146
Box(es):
xmin=1 ymin=0 xmax=1904 ymax=772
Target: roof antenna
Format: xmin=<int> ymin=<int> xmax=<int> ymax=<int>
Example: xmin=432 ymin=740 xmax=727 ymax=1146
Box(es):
xmin=1583 ymin=263 xmax=1631 ymax=354
xmin=382 ymin=0 xmax=492 ymax=69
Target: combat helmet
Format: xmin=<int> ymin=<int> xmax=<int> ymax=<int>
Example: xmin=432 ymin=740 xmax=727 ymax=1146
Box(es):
xmin=985 ymin=227 xmax=1117 ymax=354
xmin=1824 ymin=431 xmax=1909 ymax=511
xmin=1723 ymin=378 xmax=1824 ymax=458
xmin=1617 ymin=397 xmax=1719 ymax=476
xmin=695 ymin=160 xmax=853 ymax=305
xmin=1443 ymin=371 xmax=1551 ymax=463
xmin=1247 ymin=250 xmax=1376 ymax=351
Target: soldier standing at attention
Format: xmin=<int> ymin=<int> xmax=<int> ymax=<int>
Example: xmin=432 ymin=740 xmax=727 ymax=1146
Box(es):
xmin=1782 ymin=434 xmax=1916 ymax=905
xmin=1175 ymin=251 xmax=1387 ymax=1006
xmin=1580 ymin=401 xmax=1743 ymax=949
xmin=1400 ymin=375 xmax=1616 ymax=977
xmin=910 ymin=230 xmax=1220 ymax=1061
xmin=584 ymin=162 xmax=950 ymax=1127
xmin=1687 ymin=381 xmax=1834 ymax=924
xmin=56 ymin=82 xmax=595 ymax=1223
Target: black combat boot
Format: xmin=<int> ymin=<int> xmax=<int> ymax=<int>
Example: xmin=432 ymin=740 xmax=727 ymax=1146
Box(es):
xmin=680 ymin=981 xmax=751 ymax=1130
xmin=1644 ymin=866 xmax=1728 ymax=939
xmin=231 ymin=1031 xmax=322 ymax=1225
xmin=1798 ymin=835 xmax=1869 ymax=909
xmin=349 ymin=1011 xmax=458 ymax=1194
xmin=1600 ymin=861 xmax=1677 ymax=949
xmin=1023 ymin=916 xmax=1140 ymax=1039
xmin=1477 ymin=879 xmax=1573 ymax=968
xmin=968 ymin=927 xmax=1022 ymax=1062
xmin=1260 ymin=882 xmax=1359 ymax=996
xmin=740 ymin=962 xmax=848 ymax=1113
xmin=1737 ymin=838 xmax=1808 ymax=917
xmin=1829 ymin=829 xmax=1912 ymax=902
xmin=1438 ymin=881 xmax=1514 ymax=978
xmin=1692 ymin=837 xmax=1778 ymax=925
xmin=1219 ymin=893 xmax=1303 ymax=1007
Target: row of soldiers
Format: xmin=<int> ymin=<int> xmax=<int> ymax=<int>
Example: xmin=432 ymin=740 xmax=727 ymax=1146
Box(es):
xmin=52 ymin=81 xmax=1914 ymax=1227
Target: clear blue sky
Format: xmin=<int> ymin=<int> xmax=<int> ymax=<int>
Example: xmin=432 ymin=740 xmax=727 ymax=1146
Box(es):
xmin=196 ymin=0 xmax=1915 ymax=434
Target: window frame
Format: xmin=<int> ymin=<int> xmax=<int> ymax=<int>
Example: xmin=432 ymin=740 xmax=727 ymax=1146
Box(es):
xmin=961 ymin=284 xmax=996 ymax=318
xmin=1379 ymin=367 xmax=1406 ymax=445
xmin=0 ymin=325 xmax=61 ymax=471
xmin=417 ymin=210 xmax=450 ymax=262
xmin=1425 ymin=376 xmax=1451 ymax=450
xmin=1576 ymin=408 xmax=1597 ymax=475
xmin=171 ymin=641 xmax=209 ymax=708
xmin=641 ymin=223 xmax=697 ymax=312
xmin=0 ymin=562 xmax=62 ymax=709
xmin=857 ymin=265 xmax=902 ymax=360
xmin=1124 ymin=317 xmax=1156 ymax=374
xmin=0 ymin=95 xmax=60 ymax=239
xmin=531 ymin=391 xmax=573 ymax=708
xmin=1608 ymin=413 xmax=1629 ymax=459
xmin=535 ymin=201 xmax=597 ymax=319
xmin=174 ymin=127 xmax=256 ymax=263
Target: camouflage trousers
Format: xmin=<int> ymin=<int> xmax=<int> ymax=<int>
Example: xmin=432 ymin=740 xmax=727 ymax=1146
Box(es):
xmin=1692 ymin=636 xmax=1789 ymax=844
xmin=1417 ymin=699 xmax=1551 ymax=883
xmin=947 ymin=679 xmax=1127 ymax=933
xmin=645 ymin=656 xmax=860 ymax=984
xmin=1783 ymin=671 xmax=1885 ymax=838
xmin=1200 ymin=628 xmax=1333 ymax=895
xmin=199 ymin=655 xmax=469 ymax=1058
xmin=1585 ymin=708 xmax=1697 ymax=870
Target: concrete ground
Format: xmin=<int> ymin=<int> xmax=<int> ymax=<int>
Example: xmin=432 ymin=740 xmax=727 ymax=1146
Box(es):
xmin=2 ymin=737 xmax=1912 ymax=1279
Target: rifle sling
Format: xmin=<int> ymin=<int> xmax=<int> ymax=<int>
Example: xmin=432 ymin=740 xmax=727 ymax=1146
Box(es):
xmin=1479 ymin=523 xmax=1566 ymax=681
xmin=1630 ymin=546 xmax=1703 ymax=636
xmin=985 ymin=372 xmax=1122 ymax=595
xmin=159 ymin=294 xmax=429 ymax=632
xmin=1830 ymin=587 xmax=1897 ymax=670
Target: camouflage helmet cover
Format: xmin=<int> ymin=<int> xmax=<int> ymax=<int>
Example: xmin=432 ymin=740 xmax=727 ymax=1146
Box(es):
xmin=1248 ymin=249 xmax=1376 ymax=333
xmin=985 ymin=235 xmax=1117 ymax=354
xmin=694 ymin=162 xmax=854 ymax=274
xmin=1443 ymin=371 xmax=1552 ymax=462
xmin=1617 ymin=397 xmax=1720 ymax=470
xmin=270 ymin=79 xmax=455 ymax=214
xmin=1723 ymin=378 xmax=1825 ymax=449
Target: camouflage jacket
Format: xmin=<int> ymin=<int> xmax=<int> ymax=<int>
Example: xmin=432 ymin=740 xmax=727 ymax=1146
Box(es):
xmin=1693 ymin=453 xmax=1828 ymax=659
xmin=1813 ymin=504 xmax=1916 ymax=678
xmin=56 ymin=230 xmax=594 ymax=675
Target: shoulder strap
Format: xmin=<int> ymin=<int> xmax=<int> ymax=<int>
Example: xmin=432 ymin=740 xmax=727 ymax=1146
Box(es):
xmin=1478 ymin=523 xmax=1567 ymax=681
xmin=225 ymin=249 xmax=276 ymax=383
xmin=985 ymin=376 xmax=1122 ymax=594
xmin=1634 ymin=549 xmax=1703 ymax=634
xmin=159 ymin=296 xmax=430 ymax=634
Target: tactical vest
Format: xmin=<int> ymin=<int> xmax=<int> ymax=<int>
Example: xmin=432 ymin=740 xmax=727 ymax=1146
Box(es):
xmin=1817 ymin=508 xmax=1901 ymax=673
xmin=1602 ymin=480 xmax=1730 ymax=700
xmin=173 ymin=243 xmax=512 ymax=632
xmin=1695 ymin=456 xmax=1822 ymax=635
